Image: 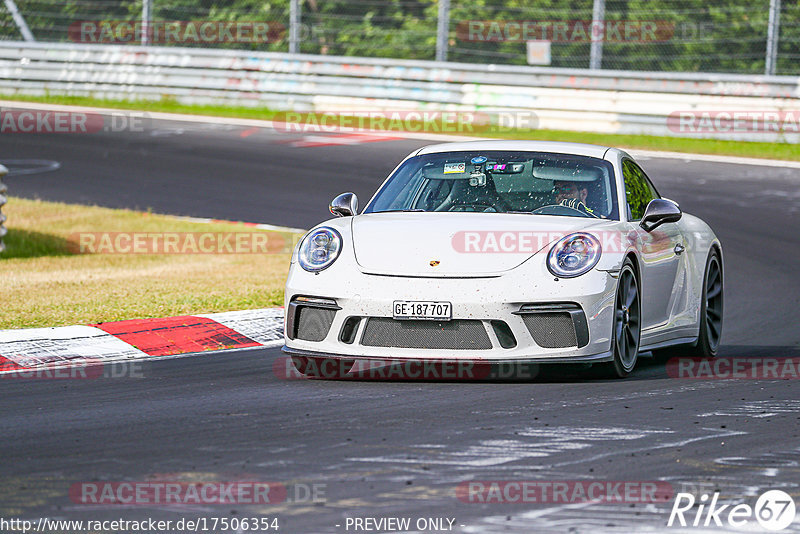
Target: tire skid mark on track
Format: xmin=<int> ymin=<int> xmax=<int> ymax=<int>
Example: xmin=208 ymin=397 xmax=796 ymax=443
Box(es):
xmin=276 ymin=132 xmax=403 ymax=148
xmin=546 ymin=427 xmax=746 ymax=472
xmin=458 ymin=441 xmax=797 ymax=534
xmin=463 ymin=502 xmax=671 ymax=534
xmin=716 ymin=451 xmax=800 ymax=469
xmin=1 ymin=158 xmax=61 ymax=176
xmin=697 ymin=399 xmax=800 ymax=418
xmin=478 ymin=381 xmax=729 ymax=415
xmin=348 ymin=426 xmax=678 ymax=469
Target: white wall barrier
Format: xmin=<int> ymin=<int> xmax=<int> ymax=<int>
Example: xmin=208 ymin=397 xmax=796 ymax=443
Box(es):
xmin=0 ymin=41 xmax=798 ymax=142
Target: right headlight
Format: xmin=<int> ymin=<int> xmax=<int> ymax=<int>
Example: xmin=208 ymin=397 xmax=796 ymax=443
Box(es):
xmin=298 ymin=227 xmax=342 ymax=272
xmin=546 ymin=232 xmax=601 ymax=278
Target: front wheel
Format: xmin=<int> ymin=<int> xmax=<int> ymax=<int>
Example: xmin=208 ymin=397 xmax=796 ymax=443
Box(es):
xmin=695 ymin=251 xmax=724 ymax=357
xmin=291 ymin=356 xmax=355 ymax=379
xmin=600 ymin=259 xmax=641 ymax=378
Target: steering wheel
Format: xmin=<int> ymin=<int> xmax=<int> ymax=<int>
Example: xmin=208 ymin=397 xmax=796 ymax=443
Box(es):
xmin=532 ymin=204 xmax=593 ymax=217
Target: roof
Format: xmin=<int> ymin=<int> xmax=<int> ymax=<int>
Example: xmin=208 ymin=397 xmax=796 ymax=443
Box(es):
xmin=415 ymin=140 xmax=612 ymax=159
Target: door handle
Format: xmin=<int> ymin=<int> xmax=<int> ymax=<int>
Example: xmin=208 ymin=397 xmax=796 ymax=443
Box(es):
xmin=674 ymin=243 xmax=685 ymax=255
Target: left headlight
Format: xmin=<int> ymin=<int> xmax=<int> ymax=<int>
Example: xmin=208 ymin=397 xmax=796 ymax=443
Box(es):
xmin=298 ymin=227 xmax=342 ymax=272
xmin=547 ymin=232 xmax=601 ymax=278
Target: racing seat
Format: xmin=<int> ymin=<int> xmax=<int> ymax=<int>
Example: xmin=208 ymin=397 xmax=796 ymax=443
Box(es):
xmin=584 ymin=179 xmax=607 ymax=216
xmin=440 ymin=177 xmax=511 ymax=212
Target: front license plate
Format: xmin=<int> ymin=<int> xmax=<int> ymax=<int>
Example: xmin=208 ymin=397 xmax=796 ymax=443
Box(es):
xmin=393 ymin=301 xmax=452 ymax=321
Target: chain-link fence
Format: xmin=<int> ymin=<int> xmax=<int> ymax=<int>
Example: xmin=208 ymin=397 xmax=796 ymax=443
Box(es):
xmin=0 ymin=0 xmax=797 ymax=75
xmin=448 ymin=0 xmax=799 ymax=74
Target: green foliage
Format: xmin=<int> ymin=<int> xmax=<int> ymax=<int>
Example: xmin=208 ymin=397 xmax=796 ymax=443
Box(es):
xmin=448 ymin=0 xmax=798 ymax=73
xmin=622 ymin=161 xmax=654 ymax=220
xmin=298 ymin=0 xmax=437 ymax=59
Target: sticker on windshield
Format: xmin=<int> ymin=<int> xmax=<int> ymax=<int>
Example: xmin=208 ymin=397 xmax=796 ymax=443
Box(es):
xmin=488 ymin=163 xmax=524 ymax=174
xmin=444 ymin=162 xmax=466 ymax=174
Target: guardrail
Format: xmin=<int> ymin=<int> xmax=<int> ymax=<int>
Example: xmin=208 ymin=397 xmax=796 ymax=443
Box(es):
xmin=0 ymin=164 xmax=7 ymax=253
xmin=0 ymin=41 xmax=798 ymax=142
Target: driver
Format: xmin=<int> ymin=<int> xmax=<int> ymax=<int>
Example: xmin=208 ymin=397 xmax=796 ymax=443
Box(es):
xmin=552 ymin=180 xmax=599 ymax=218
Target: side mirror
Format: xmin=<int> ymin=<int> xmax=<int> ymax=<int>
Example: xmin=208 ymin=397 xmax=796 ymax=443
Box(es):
xmin=330 ymin=192 xmax=358 ymax=217
xmin=640 ymin=198 xmax=682 ymax=232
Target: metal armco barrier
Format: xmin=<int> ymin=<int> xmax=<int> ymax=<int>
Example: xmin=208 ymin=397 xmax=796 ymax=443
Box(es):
xmin=0 ymin=164 xmax=7 ymax=253
xmin=0 ymin=41 xmax=799 ymax=142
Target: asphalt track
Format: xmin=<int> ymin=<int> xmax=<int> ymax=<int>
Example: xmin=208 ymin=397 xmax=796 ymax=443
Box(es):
xmin=2 ymin=116 xmax=800 ymax=533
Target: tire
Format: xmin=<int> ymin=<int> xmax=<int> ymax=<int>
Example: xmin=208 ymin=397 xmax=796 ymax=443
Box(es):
xmin=655 ymin=251 xmax=723 ymax=359
xmin=291 ymin=356 xmax=355 ymax=379
xmin=694 ymin=251 xmax=724 ymax=357
xmin=599 ymin=258 xmax=641 ymax=379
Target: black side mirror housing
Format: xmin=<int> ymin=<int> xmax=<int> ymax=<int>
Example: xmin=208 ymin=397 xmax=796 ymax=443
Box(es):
xmin=330 ymin=192 xmax=358 ymax=217
xmin=640 ymin=198 xmax=682 ymax=232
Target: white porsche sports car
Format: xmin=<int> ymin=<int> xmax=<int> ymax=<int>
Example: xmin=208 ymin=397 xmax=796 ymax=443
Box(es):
xmin=283 ymin=141 xmax=723 ymax=378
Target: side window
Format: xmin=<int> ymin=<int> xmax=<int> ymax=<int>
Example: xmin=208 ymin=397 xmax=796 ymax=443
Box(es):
xmin=622 ymin=160 xmax=659 ymax=220
xmin=638 ymin=163 xmax=661 ymax=200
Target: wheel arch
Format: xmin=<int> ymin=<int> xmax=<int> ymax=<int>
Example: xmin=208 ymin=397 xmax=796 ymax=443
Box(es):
xmin=624 ymin=250 xmax=641 ymax=283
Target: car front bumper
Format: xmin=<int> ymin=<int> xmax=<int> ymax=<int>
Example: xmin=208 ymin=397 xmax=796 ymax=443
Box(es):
xmin=283 ymin=261 xmax=619 ymax=364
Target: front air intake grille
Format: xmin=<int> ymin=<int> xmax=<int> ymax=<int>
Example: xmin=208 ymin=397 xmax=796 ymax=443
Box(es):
xmin=339 ymin=316 xmax=361 ymax=344
xmin=361 ymin=318 xmax=492 ymax=350
xmin=490 ymin=320 xmax=517 ymax=349
xmin=295 ymin=307 xmax=336 ymax=342
xmin=522 ymin=312 xmax=578 ymax=348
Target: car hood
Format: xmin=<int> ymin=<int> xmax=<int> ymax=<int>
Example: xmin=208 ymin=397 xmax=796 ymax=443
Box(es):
xmin=351 ymin=212 xmax=606 ymax=277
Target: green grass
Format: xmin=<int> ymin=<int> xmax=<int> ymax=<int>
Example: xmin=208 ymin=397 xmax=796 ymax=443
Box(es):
xmin=2 ymin=93 xmax=798 ymax=161
xmin=0 ymin=94 xmax=283 ymax=121
xmin=2 ymin=197 xmax=299 ymax=329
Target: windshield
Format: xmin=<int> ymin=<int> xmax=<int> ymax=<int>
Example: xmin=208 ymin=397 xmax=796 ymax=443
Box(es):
xmin=365 ymin=151 xmax=619 ymax=219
